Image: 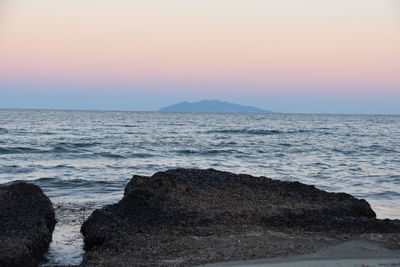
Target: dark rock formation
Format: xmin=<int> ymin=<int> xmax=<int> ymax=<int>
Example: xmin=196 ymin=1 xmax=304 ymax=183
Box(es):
xmin=81 ymin=169 xmax=400 ymax=266
xmin=0 ymin=182 xmax=56 ymax=267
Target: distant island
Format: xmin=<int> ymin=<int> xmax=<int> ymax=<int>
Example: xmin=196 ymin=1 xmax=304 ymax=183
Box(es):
xmin=158 ymin=100 xmax=274 ymax=114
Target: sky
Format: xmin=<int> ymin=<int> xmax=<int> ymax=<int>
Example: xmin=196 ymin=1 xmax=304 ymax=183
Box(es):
xmin=0 ymin=0 xmax=399 ymax=114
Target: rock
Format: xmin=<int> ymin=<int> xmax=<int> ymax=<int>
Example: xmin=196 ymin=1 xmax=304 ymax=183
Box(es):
xmin=0 ymin=182 xmax=56 ymax=267
xmin=81 ymin=169 xmax=400 ymax=266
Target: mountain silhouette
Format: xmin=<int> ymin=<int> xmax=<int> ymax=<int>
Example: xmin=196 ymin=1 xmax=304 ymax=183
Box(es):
xmin=159 ymin=100 xmax=274 ymax=114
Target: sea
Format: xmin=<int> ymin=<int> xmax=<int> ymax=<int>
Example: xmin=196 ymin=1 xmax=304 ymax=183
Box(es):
xmin=0 ymin=109 xmax=399 ymax=265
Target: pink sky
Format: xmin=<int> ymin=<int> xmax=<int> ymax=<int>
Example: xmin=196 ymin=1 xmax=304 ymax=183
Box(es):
xmin=0 ymin=0 xmax=399 ymax=112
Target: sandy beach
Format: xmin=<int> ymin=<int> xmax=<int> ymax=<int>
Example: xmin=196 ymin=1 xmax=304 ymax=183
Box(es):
xmin=204 ymin=240 xmax=400 ymax=267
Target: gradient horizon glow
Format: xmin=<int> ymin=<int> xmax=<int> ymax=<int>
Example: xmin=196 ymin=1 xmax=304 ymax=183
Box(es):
xmin=1 ymin=0 xmax=399 ymax=113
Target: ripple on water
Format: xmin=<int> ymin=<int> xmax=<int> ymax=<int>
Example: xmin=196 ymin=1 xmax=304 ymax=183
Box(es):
xmin=365 ymin=191 xmax=400 ymax=200
xmin=205 ymin=129 xmax=312 ymax=135
xmin=0 ymin=165 xmax=35 ymax=174
xmin=95 ymin=152 xmax=126 ymax=159
xmin=175 ymin=149 xmax=244 ymax=156
xmin=40 ymin=204 xmax=94 ymax=266
xmin=0 ymin=146 xmax=46 ymax=155
xmin=0 ymin=110 xmax=399 ymax=265
xmin=0 ymin=127 xmax=9 ymax=134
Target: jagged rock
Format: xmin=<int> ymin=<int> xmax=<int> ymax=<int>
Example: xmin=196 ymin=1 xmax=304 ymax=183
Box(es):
xmin=81 ymin=169 xmax=400 ymax=266
xmin=0 ymin=182 xmax=56 ymax=267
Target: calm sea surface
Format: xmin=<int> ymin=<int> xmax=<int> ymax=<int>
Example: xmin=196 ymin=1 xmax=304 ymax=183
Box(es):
xmin=1 ymin=109 xmax=399 ymax=265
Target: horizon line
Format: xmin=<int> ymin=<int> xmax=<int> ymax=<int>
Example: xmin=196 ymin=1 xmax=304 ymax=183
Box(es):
xmin=0 ymin=107 xmax=399 ymax=116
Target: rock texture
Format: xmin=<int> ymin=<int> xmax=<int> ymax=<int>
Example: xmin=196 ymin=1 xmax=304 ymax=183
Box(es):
xmin=0 ymin=182 xmax=56 ymax=267
xmin=81 ymin=169 xmax=400 ymax=266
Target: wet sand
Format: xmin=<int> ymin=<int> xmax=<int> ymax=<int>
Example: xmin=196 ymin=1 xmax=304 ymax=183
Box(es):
xmin=203 ymin=240 xmax=400 ymax=267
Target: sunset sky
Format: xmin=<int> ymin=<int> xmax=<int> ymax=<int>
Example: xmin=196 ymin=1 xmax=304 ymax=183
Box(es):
xmin=1 ymin=0 xmax=399 ymax=113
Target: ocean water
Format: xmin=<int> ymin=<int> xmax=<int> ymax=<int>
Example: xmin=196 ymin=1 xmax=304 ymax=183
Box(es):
xmin=0 ymin=109 xmax=399 ymax=265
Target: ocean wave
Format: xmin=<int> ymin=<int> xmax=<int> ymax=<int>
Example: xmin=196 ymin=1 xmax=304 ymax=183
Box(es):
xmin=105 ymin=124 xmax=138 ymax=128
xmin=206 ymin=129 xmax=312 ymax=135
xmin=365 ymin=191 xmax=400 ymax=199
xmin=380 ymin=175 xmax=400 ymax=185
xmin=0 ymin=128 xmax=8 ymax=134
xmin=51 ymin=142 xmax=101 ymax=153
xmin=7 ymin=178 xmax=124 ymax=191
xmin=1 ymin=111 xmax=399 ymax=223
xmin=278 ymin=143 xmax=292 ymax=147
xmin=51 ymin=146 xmax=79 ymax=153
xmin=35 ymin=178 xmax=113 ymax=186
xmin=0 ymin=164 xmax=35 ymax=174
xmin=94 ymin=151 xmax=154 ymax=159
xmin=362 ymin=145 xmax=398 ymax=153
xmin=51 ymin=164 xmax=77 ymax=170
xmin=175 ymin=149 xmax=244 ymax=155
xmin=331 ymin=148 xmax=358 ymax=155
xmin=0 ymin=143 xmax=102 ymax=155
xmin=41 ymin=132 xmax=57 ymax=135
xmin=0 ymin=146 xmax=46 ymax=155
xmin=95 ymin=152 xmax=126 ymax=159
xmin=59 ymin=142 xmax=101 ymax=148
xmin=129 ymin=153 xmax=154 ymax=158
xmin=332 ymin=145 xmax=399 ymax=155
xmin=214 ymin=141 xmax=238 ymax=147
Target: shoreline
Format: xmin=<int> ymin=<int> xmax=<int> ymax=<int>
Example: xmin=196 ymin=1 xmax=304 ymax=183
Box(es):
xmin=2 ymin=169 xmax=400 ymax=266
xmin=78 ymin=169 xmax=400 ymax=266
xmin=42 ymin=204 xmax=400 ymax=266
xmin=203 ymin=240 xmax=400 ymax=267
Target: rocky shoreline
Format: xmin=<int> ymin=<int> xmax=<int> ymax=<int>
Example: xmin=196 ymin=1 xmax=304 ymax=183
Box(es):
xmin=80 ymin=169 xmax=400 ymax=266
xmin=0 ymin=182 xmax=56 ymax=267
xmin=1 ymin=169 xmax=400 ymax=266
